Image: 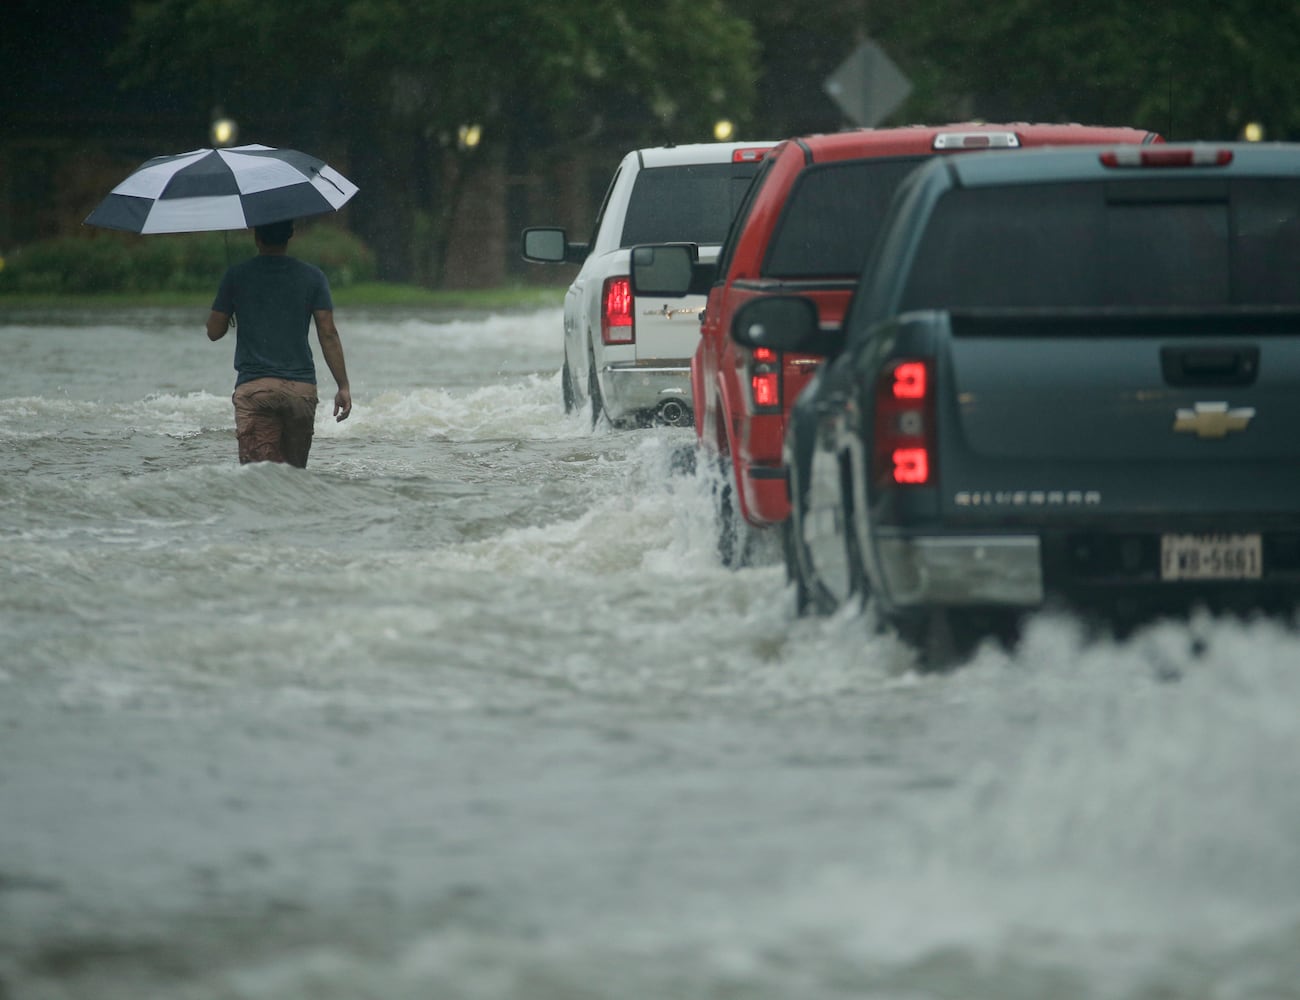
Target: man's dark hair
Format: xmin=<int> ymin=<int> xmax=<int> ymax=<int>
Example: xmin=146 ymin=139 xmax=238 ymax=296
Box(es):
xmin=254 ymin=219 xmax=294 ymax=246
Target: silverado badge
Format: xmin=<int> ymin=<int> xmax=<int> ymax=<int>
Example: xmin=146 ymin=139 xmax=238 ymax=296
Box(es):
xmin=1173 ymin=401 xmax=1256 ymax=439
xmin=643 ymin=304 xmax=704 ymax=319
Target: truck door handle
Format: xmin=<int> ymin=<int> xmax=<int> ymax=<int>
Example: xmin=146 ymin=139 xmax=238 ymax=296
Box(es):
xmin=1161 ymin=345 xmax=1259 ymax=386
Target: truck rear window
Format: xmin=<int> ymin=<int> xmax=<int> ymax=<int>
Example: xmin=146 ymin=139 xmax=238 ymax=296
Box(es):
xmin=620 ymin=163 xmax=762 ymax=247
xmin=900 ymin=179 xmax=1300 ymax=310
xmin=764 ymin=157 xmax=928 ymax=278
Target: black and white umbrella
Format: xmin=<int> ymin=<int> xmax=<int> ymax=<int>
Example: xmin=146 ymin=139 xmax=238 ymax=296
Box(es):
xmin=84 ymin=144 xmax=359 ymax=234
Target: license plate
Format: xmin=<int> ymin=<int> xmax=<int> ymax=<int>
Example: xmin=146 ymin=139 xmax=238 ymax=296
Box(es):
xmin=1160 ymin=533 xmax=1262 ymax=581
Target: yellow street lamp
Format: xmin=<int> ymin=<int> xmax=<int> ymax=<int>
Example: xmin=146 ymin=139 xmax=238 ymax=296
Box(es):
xmin=1241 ymin=122 xmax=1265 ymax=142
xmin=210 ymin=115 xmax=238 ymax=147
xmin=458 ymin=124 xmax=482 ymax=150
xmin=713 ymin=119 xmax=735 ymax=142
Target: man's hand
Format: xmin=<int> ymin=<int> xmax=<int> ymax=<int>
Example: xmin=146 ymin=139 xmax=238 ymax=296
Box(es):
xmin=334 ymin=387 xmax=352 ymax=422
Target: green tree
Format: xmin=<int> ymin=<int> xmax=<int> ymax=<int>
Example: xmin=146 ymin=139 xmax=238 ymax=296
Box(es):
xmin=115 ymin=0 xmax=758 ymax=284
xmin=871 ymin=0 xmax=1300 ymax=140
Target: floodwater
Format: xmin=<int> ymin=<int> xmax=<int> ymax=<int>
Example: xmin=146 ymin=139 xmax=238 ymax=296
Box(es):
xmin=2 ymin=305 xmax=1299 ymax=1000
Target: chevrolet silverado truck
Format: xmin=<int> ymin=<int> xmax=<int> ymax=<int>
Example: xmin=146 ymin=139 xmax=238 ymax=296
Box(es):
xmin=732 ymin=142 xmax=1300 ymax=666
xmin=521 ymin=140 xmax=773 ymax=428
xmin=629 ymin=124 xmax=1160 ymax=562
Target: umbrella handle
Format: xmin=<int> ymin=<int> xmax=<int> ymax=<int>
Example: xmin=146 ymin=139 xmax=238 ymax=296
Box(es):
xmin=221 ymin=232 xmax=237 ymax=327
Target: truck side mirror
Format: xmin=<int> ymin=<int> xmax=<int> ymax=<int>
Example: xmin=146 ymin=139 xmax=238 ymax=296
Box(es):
xmin=731 ymin=296 xmax=834 ymax=355
xmin=521 ymin=227 xmax=588 ymax=264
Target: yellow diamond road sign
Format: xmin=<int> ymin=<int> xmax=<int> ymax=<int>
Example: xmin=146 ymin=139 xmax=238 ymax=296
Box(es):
xmin=823 ymin=39 xmax=913 ymax=128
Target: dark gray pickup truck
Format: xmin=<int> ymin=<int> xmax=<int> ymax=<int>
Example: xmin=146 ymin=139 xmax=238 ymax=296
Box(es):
xmin=733 ymin=143 xmax=1300 ymax=665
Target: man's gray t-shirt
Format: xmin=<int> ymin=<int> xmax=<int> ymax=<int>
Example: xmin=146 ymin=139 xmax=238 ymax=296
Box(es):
xmin=212 ymin=255 xmax=333 ymax=387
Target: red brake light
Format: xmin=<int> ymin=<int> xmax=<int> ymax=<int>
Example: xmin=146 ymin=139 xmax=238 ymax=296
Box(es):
xmin=749 ymin=346 xmax=780 ymax=411
xmin=892 ymin=448 xmax=929 ymax=485
xmin=752 ymin=373 xmax=779 ymax=407
xmin=1100 ymin=147 xmax=1234 ymax=168
xmin=732 ymin=147 xmax=769 ymax=163
xmin=874 ymin=359 xmax=934 ymax=488
xmin=601 ymin=276 xmax=634 ymax=345
xmin=892 ymin=362 xmax=927 ymax=400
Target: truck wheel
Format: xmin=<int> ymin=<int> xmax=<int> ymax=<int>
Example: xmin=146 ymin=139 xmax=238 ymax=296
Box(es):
xmin=713 ymin=458 xmax=755 ymax=568
xmin=787 ymin=457 xmax=855 ymax=615
xmin=561 ymin=356 xmax=576 ymax=414
xmin=782 ymin=518 xmax=814 ymax=614
xmin=897 ymin=609 xmax=1006 ymax=671
xmin=588 ymin=353 xmax=606 ymax=428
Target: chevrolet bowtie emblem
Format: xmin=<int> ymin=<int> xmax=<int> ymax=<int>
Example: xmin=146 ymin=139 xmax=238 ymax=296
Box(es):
xmin=1173 ymin=401 xmax=1256 ymax=439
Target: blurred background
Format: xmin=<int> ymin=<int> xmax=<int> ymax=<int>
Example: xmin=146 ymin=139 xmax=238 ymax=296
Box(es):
xmin=3 ymin=0 xmax=1297 ymax=292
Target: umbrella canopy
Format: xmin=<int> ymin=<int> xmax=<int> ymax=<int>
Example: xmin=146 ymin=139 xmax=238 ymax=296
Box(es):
xmin=84 ymin=144 xmax=358 ymax=234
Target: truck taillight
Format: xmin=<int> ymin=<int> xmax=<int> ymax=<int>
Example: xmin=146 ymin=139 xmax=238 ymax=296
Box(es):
xmin=601 ymin=276 xmax=634 ymax=345
xmin=749 ymin=346 xmax=780 ymax=411
xmin=732 ymin=147 xmax=769 ymax=162
xmin=874 ymin=359 xmax=935 ymax=488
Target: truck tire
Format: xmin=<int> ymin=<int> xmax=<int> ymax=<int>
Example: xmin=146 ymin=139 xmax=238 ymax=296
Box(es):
xmin=897 ymin=608 xmax=1016 ymax=671
xmin=713 ymin=457 xmax=753 ymax=568
xmin=562 ymin=356 xmax=577 ymax=414
xmin=588 ymin=350 xmax=606 ymax=428
xmin=784 ymin=516 xmax=836 ymax=615
xmin=786 ymin=457 xmax=854 ymax=616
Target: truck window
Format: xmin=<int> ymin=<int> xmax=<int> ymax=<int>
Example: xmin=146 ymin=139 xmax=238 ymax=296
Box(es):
xmin=620 ymin=162 xmax=763 ymax=247
xmin=715 ymin=156 xmax=776 ymax=277
xmin=763 ymin=157 xmax=928 ymax=278
xmin=900 ymin=179 xmax=1300 ymax=311
xmin=587 ymin=166 xmax=623 ymax=248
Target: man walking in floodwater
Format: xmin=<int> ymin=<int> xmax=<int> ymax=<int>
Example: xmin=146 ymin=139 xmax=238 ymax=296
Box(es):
xmin=206 ymin=219 xmax=352 ymax=468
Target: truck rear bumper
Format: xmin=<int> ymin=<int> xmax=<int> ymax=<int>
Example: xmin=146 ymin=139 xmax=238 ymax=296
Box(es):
xmin=876 ymin=535 xmax=1044 ymax=607
xmin=601 ymin=361 xmax=692 ymax=424
xmin=740 ymin=464 xmax=790 ymax=526
xmin=876 ymin=527 xmax=1300 ymax=617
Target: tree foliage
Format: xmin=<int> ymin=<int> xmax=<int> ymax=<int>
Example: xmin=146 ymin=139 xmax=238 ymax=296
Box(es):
xmin=111 ymin=0 xmax=1300 ymax=282
xmin=116 ymin=0 xmax=758 ymax=282
xmin=870 ymin=0 xmax=1300 ymax=141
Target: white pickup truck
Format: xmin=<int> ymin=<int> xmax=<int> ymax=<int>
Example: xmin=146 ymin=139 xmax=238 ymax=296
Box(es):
xmin=521 ymin=141 xmax=773 ymax=427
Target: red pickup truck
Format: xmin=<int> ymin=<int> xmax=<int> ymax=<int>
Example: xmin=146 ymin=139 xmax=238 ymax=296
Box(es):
xmin=631 ymin=123 xmax=1162 ymax=564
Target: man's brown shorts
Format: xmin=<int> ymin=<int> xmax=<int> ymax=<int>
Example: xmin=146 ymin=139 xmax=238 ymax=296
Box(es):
xmin=232 ymin=378 xmax=319 ymax=468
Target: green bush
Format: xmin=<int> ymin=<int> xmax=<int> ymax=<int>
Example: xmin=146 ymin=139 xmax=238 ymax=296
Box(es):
xmin=293 ymin=223 xmax=377 ymax=287
xmin=0 ymin=223 xmax=375 ymax=295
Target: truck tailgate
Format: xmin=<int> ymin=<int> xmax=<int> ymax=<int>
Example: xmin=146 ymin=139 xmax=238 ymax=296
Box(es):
xmin=634 ymin=292 xmax=707 ymax=360
xmin=938 ymin=310 xmax=1300 ymax=515
xmin=631 ymin=247 xmax=720 ymax=361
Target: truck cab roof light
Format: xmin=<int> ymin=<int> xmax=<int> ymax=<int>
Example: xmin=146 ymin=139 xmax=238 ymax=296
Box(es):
xmin=732 ymin=148 xmax=769 ymax=163
xmin=933 ymin=132 xmax=1021 ymax=150
xmin=1100 ymin=147 xmax=1234 ymax=168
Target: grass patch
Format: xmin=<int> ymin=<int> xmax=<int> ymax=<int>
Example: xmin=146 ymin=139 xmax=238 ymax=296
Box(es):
xmin=334 ymin=282 xmax=565 ymax=310
xmin=0 ymin=283 xmax=566 ymax=312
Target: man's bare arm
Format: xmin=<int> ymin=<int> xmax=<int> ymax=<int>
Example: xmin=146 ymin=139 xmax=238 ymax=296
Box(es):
xmin=314 ymin=309 xmax=352 ymax=422
xmin=206 ymin=310 xmax=231 ymax=341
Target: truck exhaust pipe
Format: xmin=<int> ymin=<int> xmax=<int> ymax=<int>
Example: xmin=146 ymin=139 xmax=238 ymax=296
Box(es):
xmin=656 ymin=398 xmax=691 ymax=427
